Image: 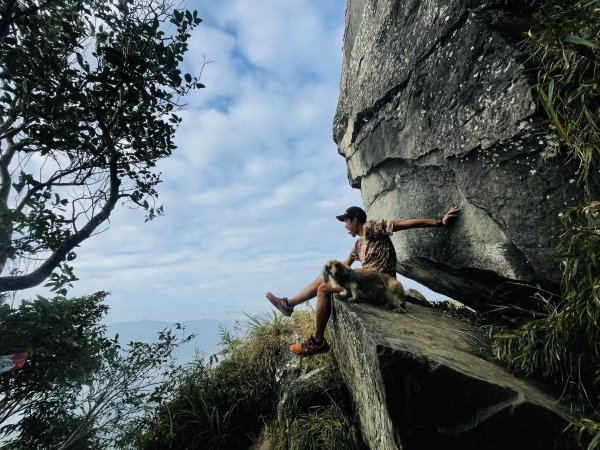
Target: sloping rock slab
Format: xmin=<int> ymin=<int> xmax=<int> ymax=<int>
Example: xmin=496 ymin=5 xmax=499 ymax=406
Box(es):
xmin=331 ymin=299 xmax=574 ymax=450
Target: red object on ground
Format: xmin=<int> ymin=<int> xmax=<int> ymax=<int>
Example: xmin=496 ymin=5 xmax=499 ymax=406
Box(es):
xmin=0 ymin=352 xmax=28 ymax=374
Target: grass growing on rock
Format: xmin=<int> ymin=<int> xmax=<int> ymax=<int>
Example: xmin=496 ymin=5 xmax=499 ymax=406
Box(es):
xmin=288 ymin=403 xmax=361 ymax=450
xmin=133 ymin=306 xmax=358 ymax=450
xmin=525 ymin=0 xmax=599 ymax=182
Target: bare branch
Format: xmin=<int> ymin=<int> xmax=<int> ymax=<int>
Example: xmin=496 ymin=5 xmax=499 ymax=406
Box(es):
xmin=15 ymin=162 xmax=99 ymax=212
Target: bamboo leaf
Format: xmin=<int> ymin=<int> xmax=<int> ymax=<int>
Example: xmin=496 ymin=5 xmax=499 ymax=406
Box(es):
xmin=537 ymin=85 xmax=572 ymax=145
xmin=562 ymin=34 xmax=598 ymax=49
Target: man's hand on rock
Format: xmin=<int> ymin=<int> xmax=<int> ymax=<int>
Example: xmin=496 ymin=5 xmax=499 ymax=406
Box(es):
xmin=442 ymin=206 xmax=459 ymax=226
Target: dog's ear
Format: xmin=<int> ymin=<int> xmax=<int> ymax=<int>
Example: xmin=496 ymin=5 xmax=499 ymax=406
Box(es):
xmin=334 ymin=261 xmax=346 ymax=281
xmin=322 ymin=263 xmax=330 ymax=283
xmin=330 ymin=261 xmax=340 ymax=278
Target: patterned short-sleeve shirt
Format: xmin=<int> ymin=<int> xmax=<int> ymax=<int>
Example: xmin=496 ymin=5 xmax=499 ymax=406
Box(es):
xmin=348 ymin=219 xmax=396 ymax=277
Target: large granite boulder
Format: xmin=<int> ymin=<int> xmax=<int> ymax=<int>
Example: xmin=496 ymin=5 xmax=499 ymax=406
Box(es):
xmin=333 ymin=0 xmax=595 ymax=309
xmin=330 ymin=298 xmax=574 ymax=449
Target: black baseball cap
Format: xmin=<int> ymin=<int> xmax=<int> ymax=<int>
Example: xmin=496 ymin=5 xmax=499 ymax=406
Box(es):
xmin=336 ymin=206 xmax=367 ymax=223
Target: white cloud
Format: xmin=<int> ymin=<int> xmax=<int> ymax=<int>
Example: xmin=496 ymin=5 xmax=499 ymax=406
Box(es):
xmin=202 ymin=0 xmax=344 ymax=80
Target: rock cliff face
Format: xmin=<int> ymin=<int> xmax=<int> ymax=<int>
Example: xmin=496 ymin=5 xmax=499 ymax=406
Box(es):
xmin=333 ymin=0 xmax=594 ymax=309
xmin=330 ymin=299 xmax=574 ymax=449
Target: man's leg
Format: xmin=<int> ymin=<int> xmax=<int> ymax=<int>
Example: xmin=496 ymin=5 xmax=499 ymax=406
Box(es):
xmin=313 ymin=282 xmax=342 ymax=342
xmin=290 ymin=282 xmax=342 ymax=356
xmin=266 ymin=275 xmax=323 ymax=315
xmin=287 ymin=276 xmax=323 ymax=306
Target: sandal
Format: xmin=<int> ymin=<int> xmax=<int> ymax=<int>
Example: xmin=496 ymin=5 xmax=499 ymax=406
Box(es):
xmin=290 ymin=336 xmax=330 ymax=357
xmin=267 ymin=295 xmax=293 ymax=317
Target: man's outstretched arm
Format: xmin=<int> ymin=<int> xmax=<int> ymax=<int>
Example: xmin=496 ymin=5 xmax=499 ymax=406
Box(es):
xmin=391 ymin=206 xmax=459 ymax=231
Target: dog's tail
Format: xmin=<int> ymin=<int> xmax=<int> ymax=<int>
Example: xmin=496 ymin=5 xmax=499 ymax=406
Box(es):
xmin=387 ymin=281 xmax=406 ymax=313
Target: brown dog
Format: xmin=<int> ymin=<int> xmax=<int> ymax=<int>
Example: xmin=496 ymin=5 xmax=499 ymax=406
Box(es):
xmin=322 ymin=259 xmax=406 ymax=313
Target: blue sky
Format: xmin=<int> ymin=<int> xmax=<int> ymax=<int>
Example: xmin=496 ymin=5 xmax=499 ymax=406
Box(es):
xmin=18 ymin=0 xmax=443 ymax=323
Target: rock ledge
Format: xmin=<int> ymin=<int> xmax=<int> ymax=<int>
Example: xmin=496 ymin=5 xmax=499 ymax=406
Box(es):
xmin=330 ymin=298 xmax=574 ymax=450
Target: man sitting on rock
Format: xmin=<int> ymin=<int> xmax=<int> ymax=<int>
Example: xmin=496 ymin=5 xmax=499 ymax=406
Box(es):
xmin=266 ymin=205 xmax=459 ymax=357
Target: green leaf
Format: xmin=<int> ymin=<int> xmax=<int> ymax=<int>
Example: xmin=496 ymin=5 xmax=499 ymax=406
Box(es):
xmin=493 ymin=333 xmax=519 ymax=339
xmin=537 ymin=85 xmax=571 ymax=146
xmin=562 ymin=34 xmax=598 ymax=49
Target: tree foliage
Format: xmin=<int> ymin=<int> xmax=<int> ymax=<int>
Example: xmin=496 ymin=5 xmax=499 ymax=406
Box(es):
xmin=526 ymin=0 xmax=599 ymax=182
xmin=0 ymin=0 xmax=204 ymax=293
xmin=56 ymin=324 xmax=194 ymax=450
xmin=0 ymin=292 xmax=109 ymax=430
xmin=0 ymin=292 xmax=194 ymax=449
xmin=0 ymin=292 xmax=110 ymax=447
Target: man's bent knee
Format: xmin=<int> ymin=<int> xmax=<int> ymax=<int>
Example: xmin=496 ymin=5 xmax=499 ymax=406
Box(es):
xmin=317 ymin=282 xmax=342 ymax=296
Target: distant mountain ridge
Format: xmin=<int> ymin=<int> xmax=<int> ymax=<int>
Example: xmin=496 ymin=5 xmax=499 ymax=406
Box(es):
xmin=107 ymin=319 xmax=234 ymax=364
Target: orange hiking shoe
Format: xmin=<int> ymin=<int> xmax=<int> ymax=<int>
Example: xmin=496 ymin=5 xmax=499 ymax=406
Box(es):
xmin=290 ymin=336 xmax=330 ymax=357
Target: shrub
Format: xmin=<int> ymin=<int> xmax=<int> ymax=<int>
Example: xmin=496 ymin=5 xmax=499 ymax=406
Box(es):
xmin=492 ymin=202 xmax=600 ymax=448
xmin=135 ymin=305 xmax=362 ymax=449
xmin=136 ymin=310 xmax=301 ymax=449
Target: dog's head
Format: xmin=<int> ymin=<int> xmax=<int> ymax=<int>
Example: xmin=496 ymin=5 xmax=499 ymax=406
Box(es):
xmin=322 ymin=259 xmax=349 ymax=284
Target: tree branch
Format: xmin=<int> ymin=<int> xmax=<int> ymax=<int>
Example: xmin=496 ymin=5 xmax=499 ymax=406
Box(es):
xmin=0 ymin=119 xmax=34 ymax=142
xmin=0 ymin=123 xmax=121 ymax=292
xmin=0 ymin=0 xmax=59 ymax=40
xmin=0 ymin=139 xmax=17 ymax=202
xmin=15 ymin=162 xmax=99 ymax=213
